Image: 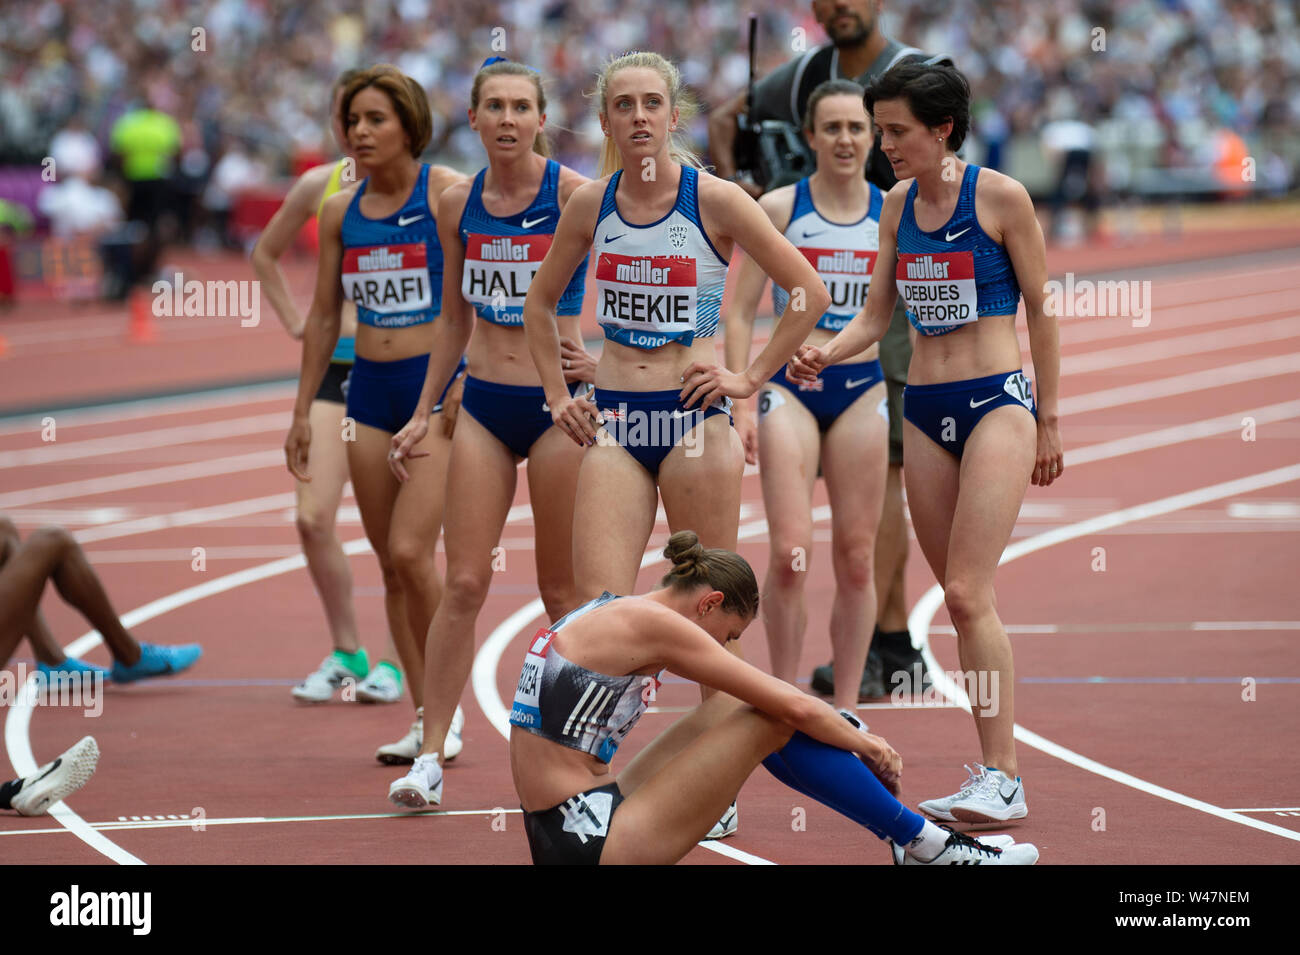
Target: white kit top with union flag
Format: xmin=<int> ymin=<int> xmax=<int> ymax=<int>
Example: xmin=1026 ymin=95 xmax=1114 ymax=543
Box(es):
xmin=592 ymin=164 xmax=728 ymax=350
xmin=771 ymin=176 xmax=883 ymax=332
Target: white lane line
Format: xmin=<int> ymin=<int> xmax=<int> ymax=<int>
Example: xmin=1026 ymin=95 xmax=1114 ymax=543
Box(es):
xmin=0 ymin=451 xmax=283 ymax=509
xmin=0 ymin=382 xmax=295 ymax=436
xmin=1068 ymin=400 xmax=1300 ymax=466
xmin=1059 ymin=353 xmax=1300 ymax=416
xmin=908 ymin=463 xmax=1300 ymax=845
xmin=1060 ymin=317 xmax=1298 ymax=376
xmin=73 ymin=492 xmax=297 ymax=544
xmin=0 ymin=412 xmax=287 ymax=469
xmin=0 ymin=808 xmax=524 ymax=836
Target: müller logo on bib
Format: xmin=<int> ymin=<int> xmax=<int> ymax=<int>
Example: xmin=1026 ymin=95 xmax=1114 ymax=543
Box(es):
xmin=463 ymin=234 xmax=551 ymax=321
xmin=803 ymin=247 xmax=875 ymax=315
xmin=342 ymin=243 xmax=431 ymax=314
xmin=895 ymin=251 xmax=977 ymax=331
xmin=596 ymin=252 xmax=698 ymax=346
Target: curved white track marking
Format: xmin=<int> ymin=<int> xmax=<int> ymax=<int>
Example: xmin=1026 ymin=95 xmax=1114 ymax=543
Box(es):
xmin=909 ymin=464 xmax=1300 ymax=844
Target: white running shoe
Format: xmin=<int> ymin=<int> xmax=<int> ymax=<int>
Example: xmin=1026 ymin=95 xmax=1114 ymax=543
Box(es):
xmin=918 ymin=763 xmax=988 ymax=822
xmin=705 ymin=801 xmax=738 ymax=840
xmin=374 ymin=706 xmax=464 ymax=764
xmin=890 ymin=826 xmax=1039 ymax=865
xmin=356 ymin=665 xmax=402 ymax=703
xmin=375 ymin=708 xmax=422 ymax=764
xmin=389 ymin=753 xmax=443 ymax=809
xmin=443 ymin=705 xmax=464 ymax=762
xmin=291 ymin=655 xmax=356 ymax=703
xmin=949 ymin=766 xmax=1028 ymax=823
xmin=12 ymin=736 xmax=100 ymax=816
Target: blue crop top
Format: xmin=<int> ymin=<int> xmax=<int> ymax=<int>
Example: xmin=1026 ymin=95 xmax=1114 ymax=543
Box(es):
xmin=894 ymin=163 xmax=1021 ymax=337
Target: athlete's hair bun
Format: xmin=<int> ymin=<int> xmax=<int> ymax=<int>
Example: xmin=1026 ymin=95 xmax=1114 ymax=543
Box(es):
xmin=663 ymin=530 xmax=706 ymax=581
xmin=659 ymin=531 xmax=760 ymax=620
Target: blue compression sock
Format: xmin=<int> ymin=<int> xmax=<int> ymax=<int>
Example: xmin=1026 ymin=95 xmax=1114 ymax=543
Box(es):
xmin=762 ymin=731 xmax=925 ymax=844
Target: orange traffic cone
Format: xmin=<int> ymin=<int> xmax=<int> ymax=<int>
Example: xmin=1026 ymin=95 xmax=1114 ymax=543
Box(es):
xmin=128 ymin=288 xmax=156 ymax=343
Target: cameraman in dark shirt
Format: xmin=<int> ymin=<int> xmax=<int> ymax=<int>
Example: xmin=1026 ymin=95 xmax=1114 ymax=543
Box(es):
xmin=710 ymin=0 xmax=936 ymax=698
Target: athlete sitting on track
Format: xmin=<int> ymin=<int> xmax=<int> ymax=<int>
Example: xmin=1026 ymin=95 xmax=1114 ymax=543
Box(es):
xmin=790 ymin=59 xmax=1063 ymax=824
xmin=0 ymin=516 xmax=201 ymax=683
xmin=509 ymin=530 xmax=1039 ymax=865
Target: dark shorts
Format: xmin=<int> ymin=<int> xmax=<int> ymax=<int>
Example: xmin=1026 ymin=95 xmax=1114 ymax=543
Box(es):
xmin=461 ymin=377 xmax=587 ymax=459
xmin=763 ymin=359 xmax=885 ymax=433
xmin=313 ymin=361 xmax=352 ymax=405
xmin=878 ymin=300 xmax=912 ymax=466
xmin=593 ymin=388 xmax=733 ymax=478
xmin=522 ymin=781 xmax=625 ymax=866
xmin=903 ymin=370 xmax=1037 ymax=460
xmin=345 ymin=353 xmax=466 ymax=434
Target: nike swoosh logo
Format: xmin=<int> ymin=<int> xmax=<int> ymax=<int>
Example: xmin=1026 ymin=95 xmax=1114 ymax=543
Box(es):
xmin=397 ymin=214 xmax=425 ymax=226
xmin=670 ymin=409 xmax=700 ymax=419
xmin=1000 ymin=786 xmax=1019 ymax=805
xmin=802 ymin=230 xmax=826 ymax=239
xmin=521 ymin=215 xmax=550 ymax=228
xmin=945 ymin=227 xmax=970 ymax=242
xmin=604 ymin=234 xmax=626 ymax=243
xmin=969 ymin=395 xmax=999 ymax=408
xmin=845 ymin=377 xmax=874 ymax=389
xmin=30 ymin=758 xmax=62 ymax=783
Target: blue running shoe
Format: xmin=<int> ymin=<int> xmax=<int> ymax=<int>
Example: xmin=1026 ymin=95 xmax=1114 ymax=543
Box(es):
xmin=37 ymin=658 xmax=111 ymax=682
xmin=110 ymin=643 xmax=202 ymax=684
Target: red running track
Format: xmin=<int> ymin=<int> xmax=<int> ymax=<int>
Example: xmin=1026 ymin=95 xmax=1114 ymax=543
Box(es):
xmin=1 ymin=235 xmax=1298 ymax=865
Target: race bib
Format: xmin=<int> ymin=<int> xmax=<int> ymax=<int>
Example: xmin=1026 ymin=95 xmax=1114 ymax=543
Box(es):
xmin=1003 ymin=371 xmax=1034 ymax=410
xmin=596 ymin=253 xmax=698 ymax=348
xmin=895 ymin=251 xmax=977 ymax=332
xmin=342 ymin=244 xmax=431 ymax=315
xmin=509 ymin=627 xmax=554 ymax=729
xmin=462 ymin=234 xmax=552 ymax=325
xmin=803 ymin=247 xmax=875 ymax=329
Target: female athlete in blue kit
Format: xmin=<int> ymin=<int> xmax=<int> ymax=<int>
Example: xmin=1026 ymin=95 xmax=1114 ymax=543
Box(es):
xmin=384 ymin=59 xmax=595 ymax=808
xmin=285 ymin=65 xmax=466 ymax=760
xmin=523 ymin=51 xmax=830 ymax=603
xmin=791 ymin=59 xmax=1063 ymax=824
xmin=725 ymin=79 xmax=889 ymax=713
xmin=508 ymin=530 xmax=1039 ymax=865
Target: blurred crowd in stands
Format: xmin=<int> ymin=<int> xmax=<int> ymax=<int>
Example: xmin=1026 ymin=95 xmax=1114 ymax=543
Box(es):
xmin=0 ymin=0 xmax=1295 ymax=254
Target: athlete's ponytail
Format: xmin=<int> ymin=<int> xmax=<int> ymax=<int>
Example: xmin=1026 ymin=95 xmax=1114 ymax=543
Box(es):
xmin=660 ymin=531 xmax=759 ymax=619
xmin=471 ymin=59 xmax=552 ymax=158
xmin=592 ymin=51 xmax=704 ymax=178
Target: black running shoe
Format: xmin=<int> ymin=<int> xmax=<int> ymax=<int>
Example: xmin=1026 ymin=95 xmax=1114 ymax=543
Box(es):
xmin=810 ymin=650 xmax=887 ymax=700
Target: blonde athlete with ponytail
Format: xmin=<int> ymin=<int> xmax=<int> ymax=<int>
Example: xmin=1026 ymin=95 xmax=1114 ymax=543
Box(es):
xmin=523 ymin=51 xmax=829 ymax=602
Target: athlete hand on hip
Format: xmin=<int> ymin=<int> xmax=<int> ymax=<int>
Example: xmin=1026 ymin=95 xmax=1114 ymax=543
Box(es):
xmin=559 ymin=337 xmax=597 ymax=384
xmin=678 ymin=362 xmax=755 ymax=410
xmin=549 ymin=391 xmax=603 ymax=448
xmin=285 ymin=417 xmax=313 ymax=483
xmin=787 ymin=344 xmax=828 ymax=384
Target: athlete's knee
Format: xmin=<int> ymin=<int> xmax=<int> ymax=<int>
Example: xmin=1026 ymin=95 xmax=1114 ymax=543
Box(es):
xmin=832 ymin=539 xmax=875 ymax=590
xmin=767 ymin=536 xmax=812 ymax=589
xmin=388 ymin=535 xmax=433 ymax=580
xmin=294 ymin=509 xmax=337 ymax=547
xmin=443 ymin=565 xmax=491 ymax=613
xmin=538 ymin=582 xmax=576 ymax=624
xmin=943 ymin=578 xmax=994 ymax=631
